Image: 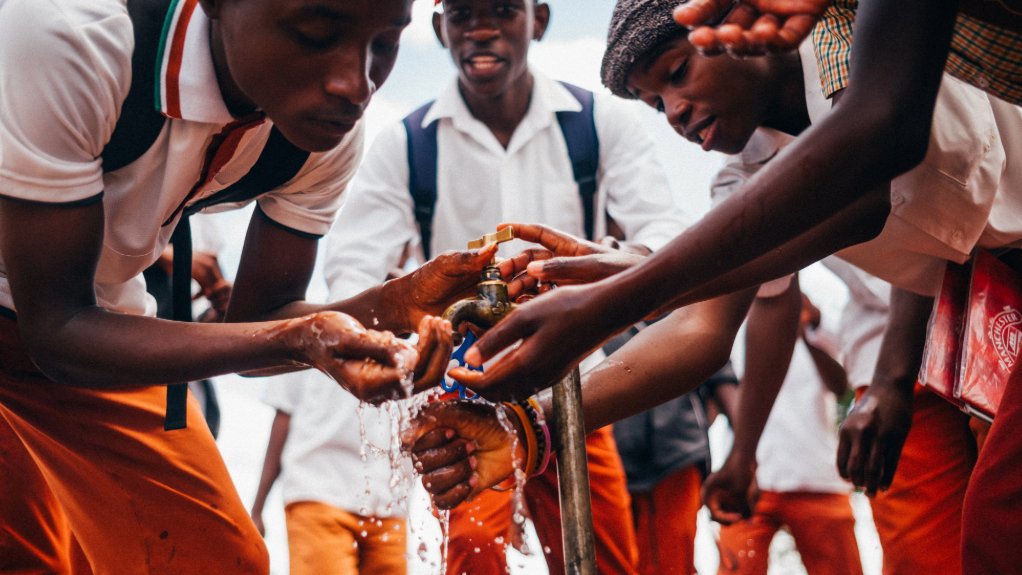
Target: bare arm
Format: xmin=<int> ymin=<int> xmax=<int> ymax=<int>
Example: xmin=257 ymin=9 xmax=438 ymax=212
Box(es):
xmin=838 ymin=286 xmax=933 ymax=495
xmin=251 ymin=409 xmax=291 ymax=536
xmin=803 ymin=328 xmax=850 ymax=396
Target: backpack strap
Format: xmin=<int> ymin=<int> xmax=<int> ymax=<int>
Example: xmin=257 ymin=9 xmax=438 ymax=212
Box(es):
xmin=401 ymin=82 xmax=599 ymax=258
xmin=555 ymin=82 xmax=600 ymax=242
xmin=101 ymin=0 xmax=173 ymax=172
xmin=403 ymin=101 xmax=440 ymax=261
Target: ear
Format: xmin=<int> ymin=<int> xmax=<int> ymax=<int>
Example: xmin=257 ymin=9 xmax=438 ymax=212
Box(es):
xmin=197 ymin=0 xmax=220 ymax=20
xmin=432 ymin=11 xmax=447 ymax=47
xmin=533 ymin=3 xmax=550 ymax=41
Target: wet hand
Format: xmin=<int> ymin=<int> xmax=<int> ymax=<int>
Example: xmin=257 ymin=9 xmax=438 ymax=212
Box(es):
xmin=387 ymin=244 xmax=499 ymax=330
xmin=673 ymin=0 xmax=830 ymax=56
xmin=702 ymin=456 xmax=758 ymax=524
xmin=403 ymin=401 xmax=525 ymax=510
xmin=274 ymin=311 xmax=420 ymax=404
xmin=836 ymin=385 xmax=913 ymax=496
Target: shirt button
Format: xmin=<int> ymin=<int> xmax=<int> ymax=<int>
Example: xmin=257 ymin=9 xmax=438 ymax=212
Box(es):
xmin=974 ymin=74 xmax=990 ymax=89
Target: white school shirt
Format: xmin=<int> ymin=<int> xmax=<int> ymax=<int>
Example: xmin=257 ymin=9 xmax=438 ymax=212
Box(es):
xmin=324 ymin=69 xmax=688 ymax=300
xmin=821 ymin=257 xmax=891 ymax=390
xmin=712 ymin=41 xmax=1022 ymax=297
xmin=0 ymin=0 xmax=361 ymax=316
xmin=262 ymin=370 xmax=411 ymax=518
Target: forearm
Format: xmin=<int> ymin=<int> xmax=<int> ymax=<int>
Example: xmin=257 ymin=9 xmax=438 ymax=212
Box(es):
xmin=728 ymin=280 xmax=802 ymax=465
xmin=536 ymin=289 xmax=756 ymax=439
xmin=804 ymin=334 xmax=850 ymax=396
xmin=22 ymin=306 xmax=295 ymax=388
xmin=870 ymin=287 xmax=934 ymax=395
xmin=252 ymin=410 xmax=291 ymax=514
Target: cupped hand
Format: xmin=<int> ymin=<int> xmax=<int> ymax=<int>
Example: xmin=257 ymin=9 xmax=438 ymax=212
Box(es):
xmin=836 ymin=385 xmax=913 ymax=496
xmin=450 ymin=284 xmax=621 ymax=401
xmin=673 ymin=0 xmax=830 ymax=56
xmin=274 ymin=311 xmax=421 ymax=403
xmin=403 ymin=400 xmax=525 ymax=510
xmin=387 ymin=244 xmax=499 ymax=331
xmin=702 ymin=456 xmax=759 ymax=524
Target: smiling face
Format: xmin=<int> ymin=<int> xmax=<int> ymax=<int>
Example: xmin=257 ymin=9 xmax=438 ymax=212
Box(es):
xmin=626 ymin=35 xmax=775 ymax=154
xmin=203 ymin=0 xmax=413 ymax=152
xmin=433 ymin=0 xmax=548 ymax=99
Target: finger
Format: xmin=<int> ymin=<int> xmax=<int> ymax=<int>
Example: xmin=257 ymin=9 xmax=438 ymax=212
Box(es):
xmin=462 ymin=309 xmax=534 ymax=367
xmin=413 ymin=439 xmax=476 ymax=474
xmin=431 ymin=480 xmax=475 ymax=510
xmin=688 ymin=27 xmax=726 ymax=55
xmin=501 ymin=222 xmax=596 ymax=257
xmin=334 ymin=334 xmax=406 ymax=367
xmin=879 ymin=441 xmax=903 ymax=492
xmin=407 ymin=427 xmax=456 ymax=453
xmin=498 ymin=249 xmax=553 ymax=281
xmin=846 ymin=432 xmax=869 ymax=488
xmin=863 ymin=440 xmax=885 ymax=497
xmin=836 ymin=431 xmax=852 ymax=480
xmin=507 ymin=272 xmax=540 ymax=301
xmin=749 ymin=14 xmax=779 ymax=52
xmin=673 ymin=0 xmax=734 ymax=28
xmin=421 ymin=458 xmax=477 ymax=494
xmin=773 ymin=14 xmax=816 ymax=51
xmin=413 ymin=318 xmax=454 ymax=391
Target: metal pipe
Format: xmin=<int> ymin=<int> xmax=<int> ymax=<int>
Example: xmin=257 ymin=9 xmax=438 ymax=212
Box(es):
xmin=552 ymin=366 xmax=596 ymax=575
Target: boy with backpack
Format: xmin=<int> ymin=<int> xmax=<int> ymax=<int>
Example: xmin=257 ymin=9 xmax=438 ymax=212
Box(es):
xmin=321 ymin=1 xmax=687 ymax=572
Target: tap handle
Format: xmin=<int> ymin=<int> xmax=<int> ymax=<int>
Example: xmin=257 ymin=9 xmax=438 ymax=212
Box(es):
xmin=467 ymin=226 xmax=515 ymax=251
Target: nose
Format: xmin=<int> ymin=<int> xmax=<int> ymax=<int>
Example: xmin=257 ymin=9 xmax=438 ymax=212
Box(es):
xmin=323 ymin=46 xmax=377 ymax=107
xmin=464 ymin=27 xmax=500 ymax=43
xmin=664 ymin=97 xmax=692 ymax=136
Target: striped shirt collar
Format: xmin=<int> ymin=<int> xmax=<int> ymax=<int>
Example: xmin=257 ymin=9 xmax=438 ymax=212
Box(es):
xmin=155 ymin=0 xmax=235 ymax=123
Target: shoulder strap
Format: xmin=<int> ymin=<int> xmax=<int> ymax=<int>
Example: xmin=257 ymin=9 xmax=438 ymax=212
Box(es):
xmin=403 ymin=101 xmax=439 ymax=261
xmin=555 ymin=81 xmax=600 ymax=241
xmin=102 ymin=0 xmax=173 ymax=172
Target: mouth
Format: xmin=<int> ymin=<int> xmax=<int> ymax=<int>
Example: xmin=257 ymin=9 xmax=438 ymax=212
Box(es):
xmin=306 ymin=114 xmax=360 ymax=138
xmin=684 ymin=116 xmax=717 ymax=150
xmin=462 ymin=53 xmax=507 ymax=77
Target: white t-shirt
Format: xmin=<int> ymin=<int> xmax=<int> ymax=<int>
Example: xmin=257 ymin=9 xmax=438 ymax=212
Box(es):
xmin=262 ymin=371 xmax=411 ymax=518
xmin=0 ymin=0 xmax=362 ymax=316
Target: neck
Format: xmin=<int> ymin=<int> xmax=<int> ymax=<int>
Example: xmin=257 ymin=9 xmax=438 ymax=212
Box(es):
xmin=208 ymin=21 xmax=258 ymax=118
xmin=762 ymin=52 xmax=811 ymax=137
xmin=458 ymin=71 xmax=534 ymax=148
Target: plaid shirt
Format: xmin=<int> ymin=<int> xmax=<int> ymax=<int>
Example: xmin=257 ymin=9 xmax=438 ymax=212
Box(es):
xmin=812 ymin=0 xmax=1022 ymax=105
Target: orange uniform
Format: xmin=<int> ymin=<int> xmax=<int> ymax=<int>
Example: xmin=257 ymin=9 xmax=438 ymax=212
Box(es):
xmin=285 ymin=501 xmax=406 ymax=575
xmin=447 ymin=425 xmax=639 ymax=575
xmin=717 ymin=491 xmax=862 ymax=575
xmin=858 ymin=386 xmax=977 ymax=575
xmin=630 ymin=465 xmax=703 ymax=575
xmin=0 ymin=315 xmax=267 ymax=574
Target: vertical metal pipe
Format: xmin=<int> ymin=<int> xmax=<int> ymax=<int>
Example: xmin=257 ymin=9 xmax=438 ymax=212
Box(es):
xmin=552 ymin=366 xmax=596 ymax=575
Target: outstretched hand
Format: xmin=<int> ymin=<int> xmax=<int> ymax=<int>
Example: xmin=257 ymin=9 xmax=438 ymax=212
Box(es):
xmin=702 ymin=456 xmax=759 ymax=525
xmin=403 ymin=400 xmax=525 ymax=510
xmin=836 ymin=385 xmax=913 ymax=496
xmin=673 ymin=0 xmax=830 ymax=56
xmin=272 ymin=312 xmax=453 ymax=404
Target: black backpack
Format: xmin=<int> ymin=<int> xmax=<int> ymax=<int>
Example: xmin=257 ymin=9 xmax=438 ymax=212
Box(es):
xmin=401 ymin=81 xmax=600 ymax=259
xmin=104 ymin=0 xmax=311 ymax=429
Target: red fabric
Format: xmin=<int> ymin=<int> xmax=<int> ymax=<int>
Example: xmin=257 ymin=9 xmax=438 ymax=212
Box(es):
xmin=962 ymin=366 xmax=1022 ymax=574
xmin=717 ymin=491 xmax=862 ymax=575
xmin=447 ymin=425 xmax=639 ymax=574
xmin=0 ymin=316 xmax=267 ymax=574
xmin=631 ymin=465 xmax=702 ymax=575
xmin=865 ymin=386 xmax=976 ymax=575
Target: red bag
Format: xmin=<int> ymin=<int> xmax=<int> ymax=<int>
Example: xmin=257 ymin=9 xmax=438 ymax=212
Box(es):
xmin=920 ymin=250 xmax=1022 ymax=422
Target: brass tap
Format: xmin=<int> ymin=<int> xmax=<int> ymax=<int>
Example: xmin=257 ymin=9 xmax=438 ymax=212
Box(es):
xmin=443 ymin=227 xmax=517 ymax=345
